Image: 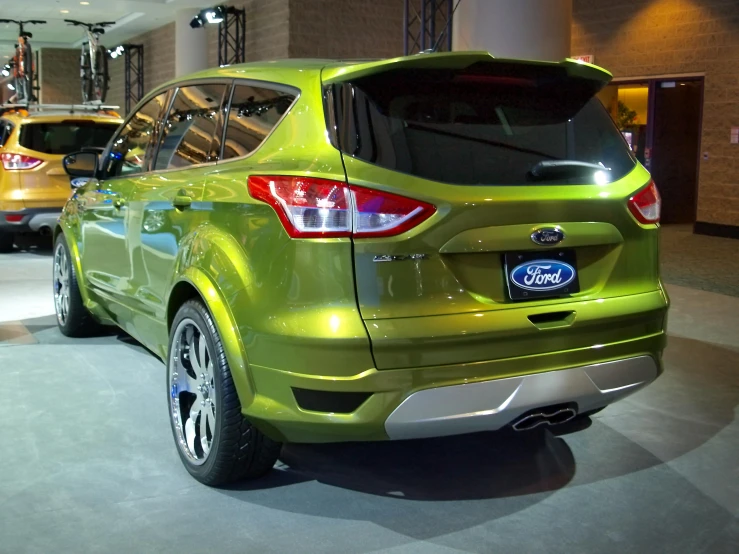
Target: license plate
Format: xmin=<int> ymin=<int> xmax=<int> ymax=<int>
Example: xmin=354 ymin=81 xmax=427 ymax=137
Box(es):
xmin=504 ymin=250 xmax=580 ymax=301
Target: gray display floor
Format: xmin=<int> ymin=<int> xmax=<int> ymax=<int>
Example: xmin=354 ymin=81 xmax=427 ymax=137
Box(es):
xmin=1 ymin=228 xmax=737 ymax=553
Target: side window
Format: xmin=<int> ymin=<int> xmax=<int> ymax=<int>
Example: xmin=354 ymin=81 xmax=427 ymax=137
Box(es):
xmin=222 ymin=84 xmax=296 ymax=159
xmin=154 ymin=83 xmax=227 ymax=170
xmin=105 ymin=92 xmax=169 ymax=178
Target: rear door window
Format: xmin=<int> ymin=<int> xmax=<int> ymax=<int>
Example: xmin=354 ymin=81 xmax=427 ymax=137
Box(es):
xmin=154 ymin=83 xmax=227 ymax=170
xmin=222 ymin=84 xmax=296 ymax=160
xmin=18 ymin=121 xmax=118 ymax=155
xmin=329 ymin=63 xmax=636 ymax=185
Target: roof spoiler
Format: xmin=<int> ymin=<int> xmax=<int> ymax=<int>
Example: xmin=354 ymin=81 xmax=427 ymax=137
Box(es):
xmin=322 ymin=51 xmax=613 ymax=88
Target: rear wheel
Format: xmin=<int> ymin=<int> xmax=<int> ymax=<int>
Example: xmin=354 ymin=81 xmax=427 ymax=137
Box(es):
xmin=53 ymin=234 xmax=101 ymax=336
xmin=167 ymin=299 xmax=282 ymax=485
xmin=80 ymin=49 xmax=93 ymax=103
xmin=93 ymin=46 xmax=109 ymax=102
xmin=0 ymin=231 xmax=14 ymax=253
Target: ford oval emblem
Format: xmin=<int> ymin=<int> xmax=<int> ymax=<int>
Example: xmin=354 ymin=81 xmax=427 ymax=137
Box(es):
xmin=510 ymin=260 xmax=576 ymax=292
xmin=531 ymin=228 xmax=565 ymax=246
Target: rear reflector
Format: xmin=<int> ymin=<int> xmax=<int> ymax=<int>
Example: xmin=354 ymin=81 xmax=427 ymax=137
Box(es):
xmin=247 ymin=176 xmax=436 ymax=238
xmin=4 ymin=214 xmax=24 ymax=223
xmin=628 ymin=181 xmax=661 ymax=224
xmin=1 ymin=153 xmax=43 ymax=170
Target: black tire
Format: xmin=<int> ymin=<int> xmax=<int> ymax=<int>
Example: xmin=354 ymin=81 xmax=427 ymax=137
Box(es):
xmin=167 ymin=299 xmax=281 ymax=486
xmin=94 ymin=46 xmax=109 ymax=102
xmin=81 ymin=49 xmax=93 ymax=103
xmin=0 ymin=231 xmax=14 ymax=253
xmin=53 ymin=233 xmax=101 ymax=337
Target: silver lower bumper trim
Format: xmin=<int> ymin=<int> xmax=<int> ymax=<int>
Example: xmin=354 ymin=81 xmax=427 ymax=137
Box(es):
xmin=28 ymin=212 xmax=61 ymax=232
xmin=384 ymin=356 xmax=659 ymax=440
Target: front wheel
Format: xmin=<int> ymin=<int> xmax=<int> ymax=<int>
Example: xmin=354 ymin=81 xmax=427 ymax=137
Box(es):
xmin=167 ymin=300 xmax=282 ymax=485
xmin=53 ymin=234 xmax=101 ymax=336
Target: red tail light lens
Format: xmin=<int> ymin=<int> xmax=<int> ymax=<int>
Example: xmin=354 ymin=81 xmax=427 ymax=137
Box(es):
xmin=247 ymin=176 xmax=436 ymax=239
xmin=247 ymin=176 xmax=352 ymax=238
xmin=5 ymin=214 xmax=23 ymax=223
xmin=628 ymin=181 xmax=661 ymax=224
xmin=1 ymin=153 xmax=43 ymax=170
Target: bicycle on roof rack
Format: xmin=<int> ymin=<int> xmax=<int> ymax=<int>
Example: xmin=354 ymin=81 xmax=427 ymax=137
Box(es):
xmin=65 ymin=19 xmax=115 ymax=103
xmin=0 ymin=19 xmax=46 ymax=104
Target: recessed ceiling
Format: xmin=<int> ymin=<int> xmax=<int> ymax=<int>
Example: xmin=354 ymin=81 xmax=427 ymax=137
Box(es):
xmin=0 ymin=0 xmax=210 ymax=59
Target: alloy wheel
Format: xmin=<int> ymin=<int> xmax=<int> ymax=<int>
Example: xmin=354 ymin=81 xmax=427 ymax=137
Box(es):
xmin=169 ymin=319 xmax=217 ymax=465
xmin=53 ymin=243 xmax=70 ymax=326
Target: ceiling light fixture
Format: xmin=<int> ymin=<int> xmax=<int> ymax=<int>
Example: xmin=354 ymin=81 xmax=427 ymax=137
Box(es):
xmin=190 ymin=5 xmax=227 ymax=28
xmin=108 ymin=45 xmax=126 ymax=59
xmin=80 ymin=1 xmax=90 ymax=5
xmin=60 ymin=9 xmax=70 ymax=13
xmin=8 ymin=83 xmax=15 ymax=91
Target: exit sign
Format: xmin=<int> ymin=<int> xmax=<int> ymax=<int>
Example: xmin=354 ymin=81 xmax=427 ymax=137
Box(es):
xmin=572 ymin=54 xmax=595 ymax=64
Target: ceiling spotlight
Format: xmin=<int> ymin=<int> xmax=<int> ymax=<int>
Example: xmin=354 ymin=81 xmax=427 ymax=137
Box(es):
xmin=205 ymin=8 xmax=224 ymax=24
xmin=7 ymin=83 xmax=15 ymax=91
xmin=108 ymin=45 xmax=125 ymax=59
xmin=1 ymin=68 xmax=9 ymax=77
xmin=60 ymin=10 xmax=70 ymax=14
xmin=190 ymin=6 xmax=226 ymax=28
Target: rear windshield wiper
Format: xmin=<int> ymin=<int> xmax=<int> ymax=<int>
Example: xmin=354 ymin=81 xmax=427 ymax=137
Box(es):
xmin=528 ymin=160 xmax=611 ymax=182
xmin=405 ymin=121 xmax=561 ymax=161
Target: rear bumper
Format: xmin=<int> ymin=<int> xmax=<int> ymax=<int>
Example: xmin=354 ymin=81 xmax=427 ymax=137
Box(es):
xmin=0 ymin=208 xmax=60 ymax=233
xmin=384 ymin=356 xmax=658 ymax=440
xmin=243 ymin=329 xmax=666 ymax=443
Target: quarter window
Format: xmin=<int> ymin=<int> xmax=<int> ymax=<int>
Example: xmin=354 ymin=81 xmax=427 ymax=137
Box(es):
xmin=154 ymin=83 xmax=227 ymax=170
xmin=105 ymin=92 xmax=169 ymax=178
xmin=222 ymin=85 xmax=295 ymax=159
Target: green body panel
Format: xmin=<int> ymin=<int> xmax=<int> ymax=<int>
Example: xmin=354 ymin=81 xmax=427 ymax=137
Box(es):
xmin=57 ymin=52 xmax=668 ymax=443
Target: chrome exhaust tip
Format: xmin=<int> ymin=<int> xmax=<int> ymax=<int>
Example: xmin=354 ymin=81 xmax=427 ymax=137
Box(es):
xmin=511 ymin=406 xmax=578 ymax=432
xmin=38 ymin=226 xmax=52 ymax=236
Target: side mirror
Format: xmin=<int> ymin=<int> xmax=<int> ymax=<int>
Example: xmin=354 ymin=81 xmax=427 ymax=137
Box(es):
xmin=63 ymin=151 xmax=99 ymax=180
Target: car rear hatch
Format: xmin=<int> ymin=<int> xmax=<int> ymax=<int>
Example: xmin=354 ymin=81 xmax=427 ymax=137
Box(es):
xmin=14 ymin=118 xmax=118 ymax=207
xmin=322 ymin=53 xmax=665 ymax=370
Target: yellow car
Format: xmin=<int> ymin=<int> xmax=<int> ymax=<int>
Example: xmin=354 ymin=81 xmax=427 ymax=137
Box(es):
xmin=0 ymin=107 xmax=122 ymax=252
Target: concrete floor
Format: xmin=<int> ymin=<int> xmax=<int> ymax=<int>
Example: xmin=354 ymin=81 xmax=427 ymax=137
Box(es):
xmin=1 ymin=227 xmax=737 ymax=553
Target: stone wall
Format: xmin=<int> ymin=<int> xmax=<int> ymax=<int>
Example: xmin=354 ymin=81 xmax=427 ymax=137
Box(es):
xmin=572 ymin=0 xmax=739 ymax=227
xmin=288 ymin=0 xmax=403 ymax=58
xmin=107 ymin=23 xmax=176 ymax=113
xmin=39 ymin=49 xmax=80 ymax=104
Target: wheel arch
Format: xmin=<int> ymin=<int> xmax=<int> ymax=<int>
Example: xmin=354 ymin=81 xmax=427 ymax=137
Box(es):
xmin=167 ymin=268 xmax=257 ymax=411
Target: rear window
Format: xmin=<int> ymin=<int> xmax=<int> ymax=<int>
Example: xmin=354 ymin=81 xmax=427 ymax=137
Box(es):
xmin=19 ymin=121 xmax=119 ymax=155
xmin=329 ymin=62 xmax=636 ymax=185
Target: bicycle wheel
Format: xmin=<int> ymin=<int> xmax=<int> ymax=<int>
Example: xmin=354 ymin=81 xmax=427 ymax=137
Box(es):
xmin=21 ymin=43 xmax=34 ymax=102
xmin=93 ymin=45 xmax=109 ymax=102
xmin=80 ymin=48 xmax=93 ymax=103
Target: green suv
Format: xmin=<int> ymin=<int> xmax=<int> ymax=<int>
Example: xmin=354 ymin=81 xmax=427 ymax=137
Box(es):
xmin=56 ymin=52 xmax=668 ymax=485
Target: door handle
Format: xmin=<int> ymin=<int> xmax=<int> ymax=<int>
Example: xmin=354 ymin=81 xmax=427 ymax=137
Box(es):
xmin=173 ymin=190 xmax=193 ymax=210
xmin=113 ymin=197 xmax=126 ymax=209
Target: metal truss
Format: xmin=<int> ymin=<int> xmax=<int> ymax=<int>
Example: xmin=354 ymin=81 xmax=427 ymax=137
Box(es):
xmin=124 ymin=44 xmax=144 ymax=114
xmin=404 ymin=0 xmax=454 ymax=55
xmin=218 ymin=7 xmax=246 ymax=66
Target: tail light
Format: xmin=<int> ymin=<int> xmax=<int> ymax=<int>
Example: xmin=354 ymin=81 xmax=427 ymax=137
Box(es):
xmin=628 ymin=181 xmax=661 ymax=224
xmin=5 ymin=214 xmax=24 ymax=223
xmin=248 ymin=176 xmax=436 ymax=239
xmin=1 ymin=153 xmax=43 ymax=170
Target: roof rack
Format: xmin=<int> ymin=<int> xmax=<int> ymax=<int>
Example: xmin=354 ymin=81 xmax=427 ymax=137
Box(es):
xmin=0 ymin=103 xmax=121 ymax=116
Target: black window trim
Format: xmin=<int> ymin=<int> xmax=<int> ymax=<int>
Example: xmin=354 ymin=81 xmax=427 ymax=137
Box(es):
xmin=215 ymin=77 xmax=301 ymax=166
xmin=150 ymin=82 xmax=231 ymax=173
